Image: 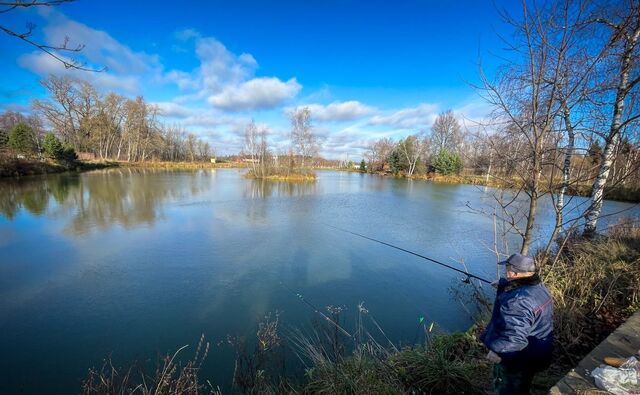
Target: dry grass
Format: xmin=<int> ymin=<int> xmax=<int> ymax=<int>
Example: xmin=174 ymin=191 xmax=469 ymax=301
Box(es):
xmin=82 ymin=335 xmax=220 ymax=395
xmin=250 ymin=173 xmax=317 ymax=182
xmin=119 ymin=161 xmax=243 ymax=170
xmin=532 ymin=219 xmax=640 ymax=388
xmin=541 ymin=220 xmax=640 ymax=348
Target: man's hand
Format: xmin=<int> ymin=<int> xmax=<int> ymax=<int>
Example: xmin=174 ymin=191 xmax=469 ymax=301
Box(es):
xmin=486 ymin=350 xmax=502 ymax=363
xmin=491 ymin=280 xmax=499 ymax=289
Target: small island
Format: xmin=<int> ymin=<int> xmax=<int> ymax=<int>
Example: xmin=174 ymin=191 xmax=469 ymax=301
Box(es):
xmin=243 ymin=107 xmax=318 ymax=182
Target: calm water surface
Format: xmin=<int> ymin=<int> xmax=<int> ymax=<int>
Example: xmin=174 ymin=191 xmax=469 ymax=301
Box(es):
xmin=0 ymin=168 xmax=637 ymax=393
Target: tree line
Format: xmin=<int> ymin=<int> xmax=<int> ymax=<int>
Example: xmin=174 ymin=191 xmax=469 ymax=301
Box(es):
xmin=0 ymin=76 xmax=213 ymax=163
xmin=364 ymin=110 xmax=466 ymax=176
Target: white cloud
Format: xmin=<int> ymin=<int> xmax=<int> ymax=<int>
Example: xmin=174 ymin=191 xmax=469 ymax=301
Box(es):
xmin=175 ymin=28 xmax=201 ymax=41
xmin=18 ymin=52 xmax=142 ymax=93
xmin=153 ymin=101 xmax=249 ymax=130
xmin=194 ymin=37 xmax=258 ymax=93
xmin=368 ymin=103 xmax=440 ymax=129
xmin=17 ymin=11 xmax=160 ymax=94
xmin=304 ymin=101 xmax=375 ymax=122
xmin=208 ymin=77 xmax=301 ymax=111
xmin=41 ymin=15 xmax=159 ymax=76
xmin=164 ymin=33 xmax=299 ymax=111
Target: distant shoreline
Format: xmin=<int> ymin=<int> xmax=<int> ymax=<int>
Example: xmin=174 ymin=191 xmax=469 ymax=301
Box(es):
xmin=2 ymin=158 xmax=638 ymax=203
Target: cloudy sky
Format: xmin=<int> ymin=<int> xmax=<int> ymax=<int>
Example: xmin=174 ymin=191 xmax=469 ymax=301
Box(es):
xmin=0 ymin=0 xmax=518 ymax=158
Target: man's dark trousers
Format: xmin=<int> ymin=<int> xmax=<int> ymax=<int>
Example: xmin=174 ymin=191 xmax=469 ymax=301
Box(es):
xmin=492 ymin=363 xmax=536 ymax=395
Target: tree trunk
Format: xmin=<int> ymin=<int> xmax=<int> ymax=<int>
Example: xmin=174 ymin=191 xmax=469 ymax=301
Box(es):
xmin=584 ymin=132 xmax=620 ymax=235
xmin=546 ymin=102 xmax=575 ymax=255
xmin=521 ymin=172 xmax=540 ymax=256
xmin=584 ymin=18 xmax=640 ymax=237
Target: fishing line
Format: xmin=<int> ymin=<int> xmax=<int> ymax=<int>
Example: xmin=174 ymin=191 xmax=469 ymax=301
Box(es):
xmin=279 ymin=282 xmax=352 ymax=338
xmin=325 ymin=224 xmax=492 ymax=284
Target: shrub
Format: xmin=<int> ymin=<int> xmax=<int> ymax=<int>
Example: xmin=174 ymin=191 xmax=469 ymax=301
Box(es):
xmin=43 ymin=133 xmax=63 ymax=159
xmin=388 ymin=150 xmax=403 ymax=174
xmin=8 ymin=122 xmax=36 ymax=154
xmin=432 ymin=149 xmax=463 ymax=175
xmin=359 ymin=159 xmax=366 ymax=172
xmin=0 ymin=129 xmax=8 ymax=147
xmin=61 ymin=143 xmax=78 ymax=163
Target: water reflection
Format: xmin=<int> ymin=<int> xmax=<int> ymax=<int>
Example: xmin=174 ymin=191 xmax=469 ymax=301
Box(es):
xmin=0 ymin=174 xmax=80 ymax=219
xmin=244 ymin=179 xmax=317 ymax=199
xmin=0 ymin=169 xmax=211 ymax=234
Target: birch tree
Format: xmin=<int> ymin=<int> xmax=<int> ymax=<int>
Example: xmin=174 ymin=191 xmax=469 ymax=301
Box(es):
xmin=290 ymin=107 xmax=319 ymax=168
xmin=584 ymin=1 xmax=640 ymax=236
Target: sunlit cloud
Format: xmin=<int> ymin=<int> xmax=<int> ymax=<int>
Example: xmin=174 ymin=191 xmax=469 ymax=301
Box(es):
xmin=302 ymin=101 xmax=376 ymax=122
xmin=368 ymin=103 xmax=440 ymax=130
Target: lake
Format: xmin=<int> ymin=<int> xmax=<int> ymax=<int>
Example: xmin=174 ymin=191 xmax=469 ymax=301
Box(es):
xmin=0 ymin=168 xmax=637 ymax=393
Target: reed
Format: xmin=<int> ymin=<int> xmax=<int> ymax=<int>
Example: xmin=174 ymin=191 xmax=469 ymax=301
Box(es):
xmin=81 ymin=335 xmax=220 ymax=395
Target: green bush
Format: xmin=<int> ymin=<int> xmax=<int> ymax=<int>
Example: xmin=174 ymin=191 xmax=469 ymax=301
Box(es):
xmin=388 ymin=150 xmax=403 ymax=174
xmin=61 ymin=143 xmax=78 ymax=163
xmin=8 ymin=122 xmax=36 ymax=154
xmin=43 ymin=133 xmax=63 ymax=159
xmin=0 ymin=129 xmax=8 ymax=147
xmin=359 ymin=159 xmax=366 ymax=172
xmin=432 ymin=149 xmax=463 ymax=175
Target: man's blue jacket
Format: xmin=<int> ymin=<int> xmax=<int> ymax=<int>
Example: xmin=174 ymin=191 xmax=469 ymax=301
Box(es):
xmin=480 ymin=274 xmax=554 ymax=370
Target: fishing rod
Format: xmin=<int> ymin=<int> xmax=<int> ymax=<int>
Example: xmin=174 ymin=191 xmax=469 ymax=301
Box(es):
xmin=279 ymin=282 xmax=353 ymax=338
xmin=325 ymin=224 xmax=492 ymax=285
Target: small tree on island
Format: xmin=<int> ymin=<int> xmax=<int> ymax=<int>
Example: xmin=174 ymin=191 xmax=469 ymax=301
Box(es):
xmin=432 ymin=149 xmax=463 ymax=175
xmin=290 ymin=107 xmax=319 ymax=169
xmin=8 ymin=122 xmax=37 ymax=155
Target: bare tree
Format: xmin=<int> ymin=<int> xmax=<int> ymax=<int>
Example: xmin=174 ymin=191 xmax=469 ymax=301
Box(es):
xmin=290 ymin=107 xmax=319 ymax=168
xmin=244 ymin=120 xmax=260 ymax=175
xmin=0 ymin=0 xmax=104 ymax=71
xmin=431 ymin=110 xmax=464 ymax=155
xmin=364 ymin=137 xmax=394 ymax=172
xmin=479 ymin=1 xmax=571 ymax=255
xmin=33 ymin=78 xmax=212 ymax=162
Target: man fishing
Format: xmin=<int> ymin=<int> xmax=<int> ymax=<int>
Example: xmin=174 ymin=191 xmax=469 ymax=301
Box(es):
xmin=480 ymin=253 xmax=554 ymax=395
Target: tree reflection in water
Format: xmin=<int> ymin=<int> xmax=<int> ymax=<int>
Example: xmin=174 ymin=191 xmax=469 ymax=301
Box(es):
xmin=0 ymin=169 xmax=212 ymax=234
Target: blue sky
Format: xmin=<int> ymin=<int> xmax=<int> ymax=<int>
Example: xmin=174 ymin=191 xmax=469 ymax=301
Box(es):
xmin=0 ymin=0 xmax=519 ymax=157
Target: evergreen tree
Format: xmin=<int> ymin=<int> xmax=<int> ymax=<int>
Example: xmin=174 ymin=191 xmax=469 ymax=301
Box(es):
xmin=388 ymin=150 xmax=402 ymax=174
xmin=432 ymin=149 xmax=463 ymax=175
xmin=587 ymin=140 xmax=602 ymax=165
xmin=359 ymin=159 xmax=366 ymax=172
xmin=8 ymin=122 xmax=36 ymax=154
xmin=0 ymin=129 xmax=8 ymax=147
xmin=43 ymin=133 xmax=63 ymax=159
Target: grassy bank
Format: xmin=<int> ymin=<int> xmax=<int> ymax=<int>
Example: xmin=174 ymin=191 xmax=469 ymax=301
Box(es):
xmin=0 ymin=156 xmax=245 ymax=178
xmin=0 ymin=154 xmax=117 ymax=178
xmin=81 ymin=221 xmax=640 ymax=394
xmin=119 ymin=160 xmax=245 ymax=170
xmin=366 ymin=170 xmax=640 ymax=203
